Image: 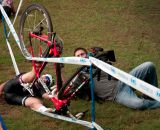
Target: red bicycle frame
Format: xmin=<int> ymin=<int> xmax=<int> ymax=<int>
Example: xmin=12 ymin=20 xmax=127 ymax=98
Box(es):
xmin=28 ymin=31 xmax=73 ymax=113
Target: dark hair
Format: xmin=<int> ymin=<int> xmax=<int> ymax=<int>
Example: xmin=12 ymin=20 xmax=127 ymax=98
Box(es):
xmin=73 ymin=47 xmax=88 ymax=56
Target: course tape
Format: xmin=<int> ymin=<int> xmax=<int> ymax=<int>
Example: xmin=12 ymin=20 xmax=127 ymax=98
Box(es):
xmin=0 ymin=5 xmax=21 ymax=50
xmin=89 ymin=57 xmax=160 ymax=102
xmin=7 ymin=0 xmax=24 ymax=37
xmin=27 ymin=56 xmax=91 ymax=66
xmin=28 ymin=56 xmax=160 ymax=102
xmin=35 ymin=110 xmax=104 ymax=130
xmin=6 ymin=39 xmax=20 ymax=75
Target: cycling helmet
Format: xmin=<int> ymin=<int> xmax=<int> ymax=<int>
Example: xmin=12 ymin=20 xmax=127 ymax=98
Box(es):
xmin=41 ymin=74 xmax=53 ymax=87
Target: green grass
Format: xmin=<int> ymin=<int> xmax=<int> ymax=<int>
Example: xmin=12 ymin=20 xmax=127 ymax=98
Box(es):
xmin=1 ymin=0 xmax=160 ymax=129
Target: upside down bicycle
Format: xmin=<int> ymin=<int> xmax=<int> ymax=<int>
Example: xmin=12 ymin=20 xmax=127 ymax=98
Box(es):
xmin=18 ymin=3 xmax=116 ymax=117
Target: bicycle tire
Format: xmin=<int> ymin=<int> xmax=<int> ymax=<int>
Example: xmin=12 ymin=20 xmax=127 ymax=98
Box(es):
xmin=58 ymin=66 xmax=89 ymax=100
xmin=58 ymin=50 xmax=116 ymax=100
xmin=19 ymin=3 xmax=53 ymax=57
xmin=58 ymin=66 xmax=88 ymax=99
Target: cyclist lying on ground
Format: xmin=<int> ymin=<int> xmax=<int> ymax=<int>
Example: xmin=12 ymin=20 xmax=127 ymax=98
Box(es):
xmin=74 ymin=47 xmax=160 ymax=110
xmin=0 ymin=62 xmax=57 ymax=112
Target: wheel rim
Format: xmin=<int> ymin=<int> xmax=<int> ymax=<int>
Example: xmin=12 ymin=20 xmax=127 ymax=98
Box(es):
xmin=20 ymin=8 xmax=52 ymax=57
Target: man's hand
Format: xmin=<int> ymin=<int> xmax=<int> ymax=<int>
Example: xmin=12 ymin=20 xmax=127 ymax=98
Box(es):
xmin=0 ymin=82 xmax=7 ymax=96
xmin=48 ymin=85 xmax=58 ymax=98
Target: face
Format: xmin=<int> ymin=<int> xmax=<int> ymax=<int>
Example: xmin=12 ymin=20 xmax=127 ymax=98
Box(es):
xmin=74 ymin=49 xmax=87 ymax=58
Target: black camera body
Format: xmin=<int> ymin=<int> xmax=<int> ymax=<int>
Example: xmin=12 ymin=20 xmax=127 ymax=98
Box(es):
xmin=90 ymin=47 xmax=116 ymax=62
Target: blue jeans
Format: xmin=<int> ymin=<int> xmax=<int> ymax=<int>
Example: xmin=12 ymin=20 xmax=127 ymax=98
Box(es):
xmin=115 ymin=62 xmax=160 ymax=109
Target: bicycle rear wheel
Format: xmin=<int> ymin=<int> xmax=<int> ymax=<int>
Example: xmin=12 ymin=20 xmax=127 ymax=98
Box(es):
xmin=58 ymin=66 xmax=89 ymax=100
xmin=19 ymin=3 xmax=53 ymax=57
xmin=58 ymin=51 xmax=115 ymax=100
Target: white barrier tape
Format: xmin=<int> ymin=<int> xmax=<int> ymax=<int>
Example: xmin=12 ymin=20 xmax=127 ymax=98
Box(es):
xmin=27 ymin=56 xmax=91 ymax=66
xmin=92 ymin=122 xmax=104 ymax=130
xmin=0 ymin=4 xmax=32 ymax=59
xmin=6 ymin=39 xmax=20 ymax=75
xmin=0 ymin=5 xmax=21 ymax=49
xmin=1 ymin=4 xmax=20 ymax=75
xmin=89 ymin=57 xmax=160 ymax=102
xmin=35 ymin=110 xmax=103 ymax=130
xmin=8 ymin=0 xmax=24 ymax=37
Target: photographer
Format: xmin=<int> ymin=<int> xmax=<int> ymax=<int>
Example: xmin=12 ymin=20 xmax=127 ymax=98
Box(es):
xmin=74 ymin=47 xmax=160 ymax=110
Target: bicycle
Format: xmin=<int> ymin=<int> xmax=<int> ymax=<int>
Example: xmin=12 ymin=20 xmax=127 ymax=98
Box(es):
xmin=18 ymin=3 xmax=67 ymax=112
xmin=19 ymin=3 xmax=116 ymax=117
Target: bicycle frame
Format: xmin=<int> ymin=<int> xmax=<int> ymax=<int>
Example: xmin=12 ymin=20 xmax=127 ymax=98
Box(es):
xmin=29 ymin=32 xmax=52 ymax=46
xmin=29 ymin=32 xmax=71 ymax=111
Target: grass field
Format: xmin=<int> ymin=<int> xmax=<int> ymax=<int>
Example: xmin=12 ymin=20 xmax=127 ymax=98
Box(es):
xmin=1 ymin=0 xmax=160 ymax=130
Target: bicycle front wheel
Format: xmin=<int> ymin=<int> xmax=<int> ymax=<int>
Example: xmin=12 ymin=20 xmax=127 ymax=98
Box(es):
xmin=19 ymin=3 xmax=53 ymax=57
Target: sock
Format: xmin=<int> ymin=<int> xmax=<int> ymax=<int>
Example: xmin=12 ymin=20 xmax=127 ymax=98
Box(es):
xmin=37 ymin=105 xmax=48 ymax=112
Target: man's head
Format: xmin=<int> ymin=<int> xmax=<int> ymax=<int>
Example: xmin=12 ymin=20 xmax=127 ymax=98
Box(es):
xmin=74 ymin=47 xmax=88 ymax=58
xmin=41 ymin=74 xmax=53 ymax=87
